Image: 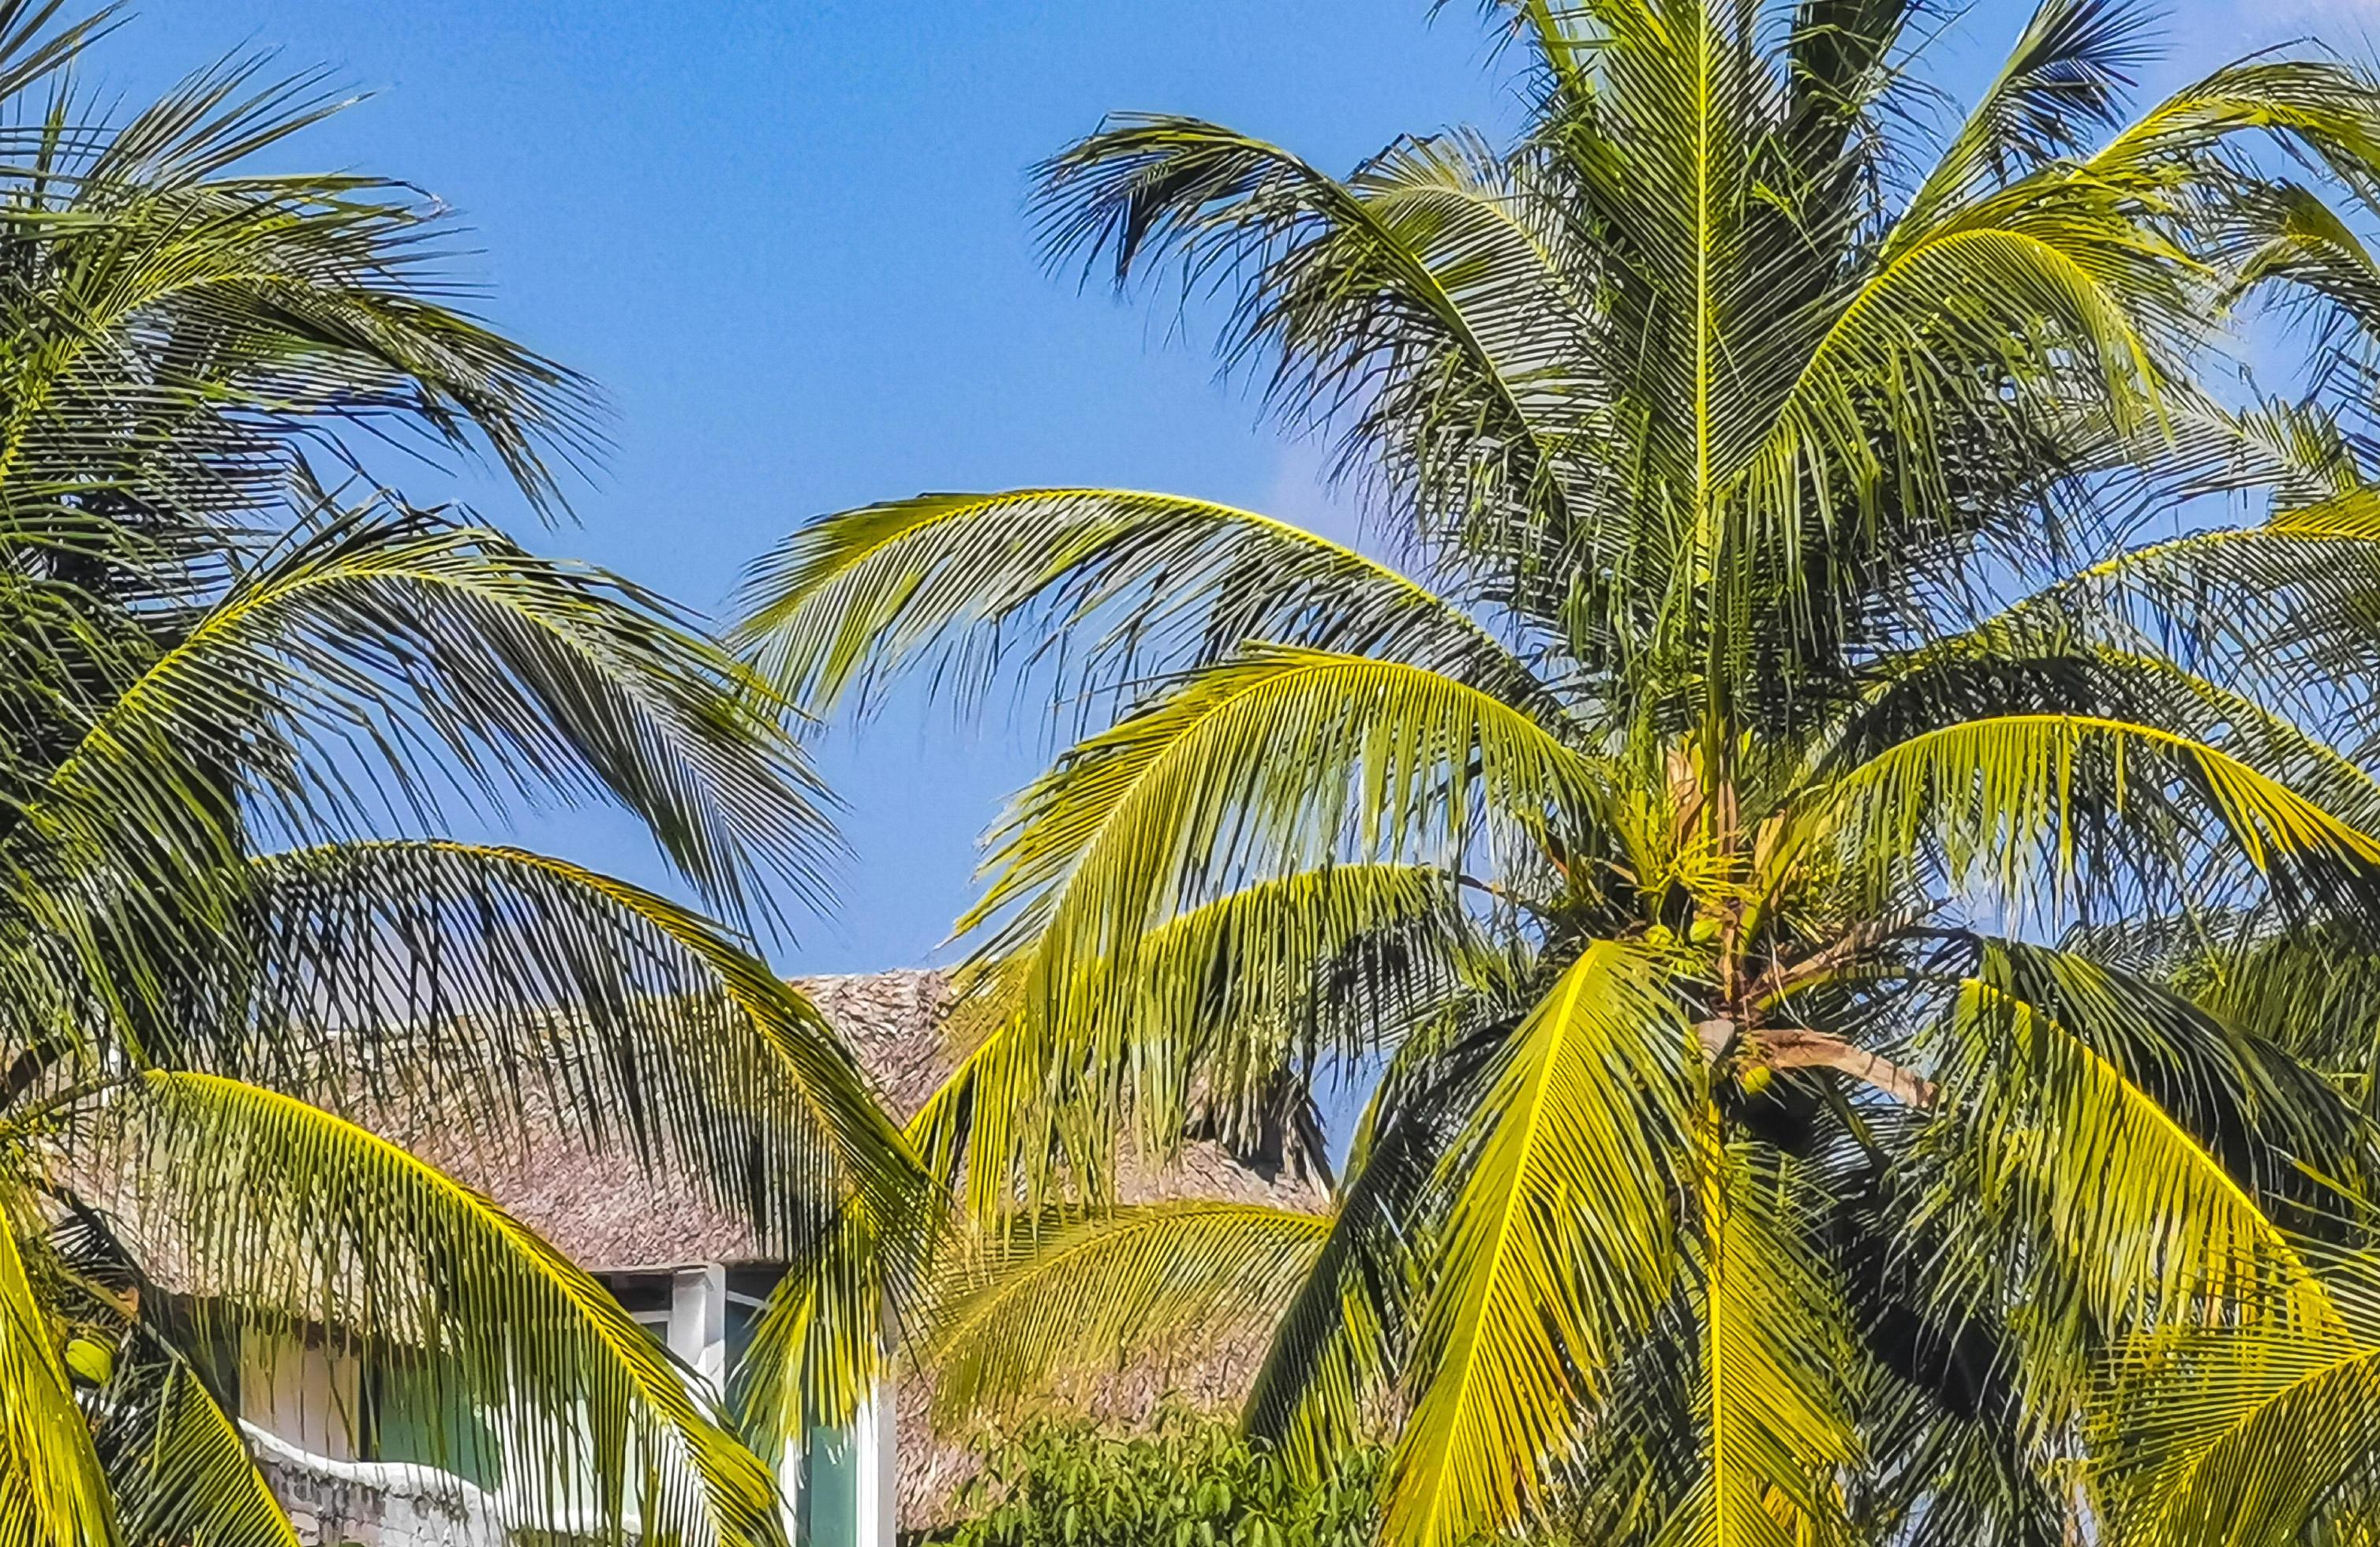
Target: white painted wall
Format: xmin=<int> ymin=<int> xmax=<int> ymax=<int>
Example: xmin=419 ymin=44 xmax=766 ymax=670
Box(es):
xmin=239 ymin=1333 xmax=361 ymax=1462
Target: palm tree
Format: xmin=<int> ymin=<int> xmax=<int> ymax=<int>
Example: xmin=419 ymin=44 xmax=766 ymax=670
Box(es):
xmin=0 ymin=9 xmax=922 ymax=1547
xmin=735 ymin=2 xmax=2380 ymax=1544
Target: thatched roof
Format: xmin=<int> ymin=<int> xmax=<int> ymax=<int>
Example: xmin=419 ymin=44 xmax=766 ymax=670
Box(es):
xmin=393 ymin=968 xmax=1324 ymax=1272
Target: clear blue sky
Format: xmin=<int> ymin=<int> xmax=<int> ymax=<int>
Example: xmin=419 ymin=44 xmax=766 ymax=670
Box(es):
xmin=103 ymin=0 xmax=2352 ymax=973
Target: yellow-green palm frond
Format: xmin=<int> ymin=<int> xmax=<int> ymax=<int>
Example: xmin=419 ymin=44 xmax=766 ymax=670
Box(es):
xmin=0 ymin=45 xmax=601 ymax=520
xmin=95 ymin=1354 xmax=298 ymax=1547
xmin=194 ymin=839 xmax=929 ymax=1261
xmin=1836 ymin=631 xmax=2380 ymax=844
xmin=1933 ymin=947 xmax=2334 ymax=1336
xmin=1814 ymin=713 xmax=2380 ymax=923
xmin=0 ymin=1209 xmax=114 ymax=1547
xmin=1657 ymin=1141 xmax=1861 ymax=1547
xmin=967 ymin=646 xmax=1600 ymax=958
xmin=916 ymin=863 xmax=1483 ymax=1223
xmin=1383 ymin=942 xmax=1689 ymax=1547
xmin=2086 ymin=55 xmax=2380 ymax=189
xmin=1893 ymin=0 xmax=2156 ymax=236
xmin=932 ymin=648 xmax=1608 ymax=1214
xmin=728 ymin=1193 xmax=898 ymax=1454
xmin=1980 ymin=493 xmax=2380 ymax=749
xmin=732 ymin=488 xmax=1536 ymax=721
xmin=922 ymin=1202 xmax=1332 ymax=1432
xmin=1 ymin=496 xmax=829 ymax=1002
xmin=2090 ymin=1253 xmax=2380 ymax=1547
xmin=1242 ymin=1002 xmax=1507 ymax=1481
xmin=1030 ymin=123 xmax=1604 ymax=546
xmin=88 ymin=1071 xmax=784 ymax=1547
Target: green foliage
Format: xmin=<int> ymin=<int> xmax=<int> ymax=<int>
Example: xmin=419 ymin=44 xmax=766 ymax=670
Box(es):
xmin=0 ymin=6 xmax=927 ymax=1546
xmin=926 ymin=1410 xmax=1384 ymax=1547
xmin=744 ymin=1 xmax=2380 ymax=1544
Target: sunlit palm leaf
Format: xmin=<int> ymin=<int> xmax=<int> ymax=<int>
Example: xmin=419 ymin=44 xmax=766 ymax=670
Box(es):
xmin=1937 ymin=961 xmax=2333 ymax=1332
xmin=2094 ymin=1262 xmax=2380 ymax=1547
xmin=1658 ymin=1139 xmax=1859 ymax=1547
xmin=919 ymin=863 xmax=1480 ymax=1223
xmin=1383 ymin=942 xmax=1688 ymax=1547
xmin=0 ymin=1205 xmax=114 ymax=1547
xmin=97 ymin=1355 xmax=300 ymax=1547
xmin=205 ymin=839 xmax=926 ymax=1249
xmin=92 ymin=1071 xmax=784 ymax=1547
xmin=1817 ymin=714 xmax=2380 ymax=920
xmin=732 ymin=488 xmax=1536 ymax=720
xmin=923 ymin=1202 xmax=1331 ymax=1430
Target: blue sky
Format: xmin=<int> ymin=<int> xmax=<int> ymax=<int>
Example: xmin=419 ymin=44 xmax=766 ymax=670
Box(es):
xmin=103 ymin=0 xmax=2363 ymax=972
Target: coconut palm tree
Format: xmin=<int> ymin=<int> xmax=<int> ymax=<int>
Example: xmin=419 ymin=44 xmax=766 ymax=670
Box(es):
xmin=735 ymin=1 xmax=2380 ymax=1543
xmin=0 ymin=8 xmax=923 ymax=1547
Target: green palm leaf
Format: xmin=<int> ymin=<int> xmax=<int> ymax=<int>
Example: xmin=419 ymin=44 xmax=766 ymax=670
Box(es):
xmin=923 ymin=1203 xmax=1333 ymax=1430
xmin=1937 ymin=957 xmax=2333 ymax=1333
xmin=1658 ymin=1142 xmax=1859 ymax=1547
xmin=97 ymin=1355 xmax=300 ymax=1547
xmin=1817 ymin=713 xmax=2380 ymax=919
xmin=1383 ymin=942 xmax=1688 ymax=1547
xmin=732 ymin=488 xmax=1535 ymax=720
xmin=92 ymin=1071 xmax=784 ymax=1547
xmin=0 ymin=1207 xmax=114 ymax=1547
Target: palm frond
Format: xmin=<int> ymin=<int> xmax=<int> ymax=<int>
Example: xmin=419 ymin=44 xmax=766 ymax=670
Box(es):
xmin=1657 ymin=1141 xmax=1860 ymax=1547
xmin=2093 ymin=1259 xmax=2380 ymax=1547
xmin=917 ymin=863 xmax=1482 ymax=1223
xmin=1241 ymin=1002 xmax=1509 ymax=1479
xmin=1383 ymin=942 xmax=1688 ymax=1547
xmin=1934 ymin=950 xmax=2335 ymax=1335
xmin=922 ymin=1203 xmax=1332 ymax=1431
xmin=1895 ymin=0 xmax=2157 ymax=233
xmin=1815 ymin=712 xmax=2380 ymax=922
xmin=88 ymin=1071 xmax=785 ymax=1547
xmin=95 ymin=1354 xmax=299 ymax=1547
xmin=0 ymin=1204 xmax=114 ymax=1547
xmin=4 ymin=496 xmax=831 ymax=960
xmin=188 ymin=839 xmax=927 ymax=1257
xmin=732 ymin=487 xmax=1532 ymax=721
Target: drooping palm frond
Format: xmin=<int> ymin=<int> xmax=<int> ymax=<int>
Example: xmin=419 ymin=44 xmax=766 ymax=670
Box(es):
xmin=0 ymin=54 xmax=601 ymax=521
xmin=0 ymin=496 xmax=831 ymax=994
xmin=732 ymin=489 xmax=1539 ymax=722
xmin=922 ymin=1203 xmax=1332 ymax=1431
xmin=1656 ymin=1139 xmax=1862 ymax=1547
xmin=1815 ymin=714 xmax=2380 ymax=923
xmin=1936 ymin=968 xmax=2332 ymax=1335
xmin=194 ymin=839 xmax=926 ymax=1250
xmin=1242 ymin=998 xmax=1513 ymax=1480
xmin=94 ymin=1354 xmax=301 ymax=1547
xmin=0 ymin=1201 xmax=114 ymax=1547
xmin=917 ymin=863 xmax=1482 ymax=1223
xmin=86 ymin=1072 xmax=784 ymax=1547
xmin=2092 ymin=1258 xmax=2380 ymax=1547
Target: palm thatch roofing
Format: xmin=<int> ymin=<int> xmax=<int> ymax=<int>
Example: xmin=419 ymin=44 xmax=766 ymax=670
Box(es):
xmin=392 ymin=968 xmax=1326 ymax=1270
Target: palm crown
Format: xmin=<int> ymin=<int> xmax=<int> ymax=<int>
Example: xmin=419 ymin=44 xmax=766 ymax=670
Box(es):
xmin=742 ymin=2 xmax=2380 ymax=1544
xmin=0 ymin=9 xmax=925 ymax=1547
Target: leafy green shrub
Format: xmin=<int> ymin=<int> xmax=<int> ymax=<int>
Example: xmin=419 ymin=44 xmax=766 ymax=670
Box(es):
xmin=922 ymin=1407 xmax=1381 ymax=1547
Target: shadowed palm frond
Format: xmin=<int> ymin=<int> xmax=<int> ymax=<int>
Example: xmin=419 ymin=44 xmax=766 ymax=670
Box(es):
xmin=95 ymin=1354 xmax=299 ymax=1547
